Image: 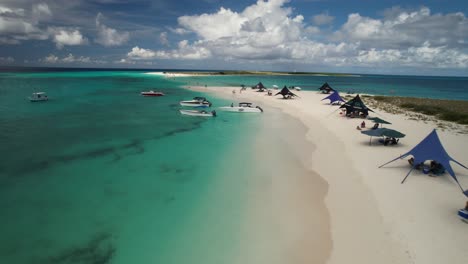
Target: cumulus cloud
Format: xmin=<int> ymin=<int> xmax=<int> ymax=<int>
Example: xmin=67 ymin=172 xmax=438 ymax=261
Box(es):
xmin=32 ymin=3 xmax=52 ymax=22
xmin=127 ymin=46 xmax=157 ymax=59
xmin=168 ymin=27 xmax=190 ymax=35
xmin=312 ymin=12 xmax=334 ymax=25
xmin=0 ymin=56 xmax=14 ymax=63
xmin=0 ymin=3 xmax=50 ymax=43
xmin=44 ymin=54 xmax=58 ymax=63
xmin=49 ymin=27 xmax=88 ymax=49
xmin=159 ymin=31 xmax=169 ymax=46
xmin=95 ymin=13 xmax=129 ymax=46
xmin=137 ymin=2 xmax=467 ymax=70
xmin=42 ymin=53 xmax=92 ymax=63
xmin=333 ymin=7 xmax=468 ymax=49
xmin=127 ymin=42 xmax=211 ymax=60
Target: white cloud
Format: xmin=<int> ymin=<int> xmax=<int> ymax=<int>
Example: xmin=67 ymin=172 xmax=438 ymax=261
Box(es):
xmin=32 ymin=3 xmax=52 ymax=21
xmin=0 ymin=56 xmax=14 ymax=63
xmin=0 ymin=4 xmax=49 ymax=42
xmin=127 ymin=46 xmax=157 ymax=59
xmin=44 ymin=54 xmax=58 ymax=63
xmin=48 ymin=27 xmax=87 ymax=49
xmin=312 ymin=12 xmax=334 ymax=25
xmin=95 ymin=13 xmax=129 ymax=46
xmin=168 ymin=27 xmax=190 ymax=35
xmin=333 ymin=7 xmax=468 ymax=49
xmin=42 ymin=53 xmax=92 ymax=63
xmin=127 ymin=41 xmax=211 ymax=60
xmin=139 ymin=2 xmax=467 ymax=70
xmin=159 ymin=31 xmax=169 ymax=46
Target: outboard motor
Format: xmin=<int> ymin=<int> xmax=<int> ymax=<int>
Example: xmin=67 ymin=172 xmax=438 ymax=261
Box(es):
xmin=256 ymin=106 xmax=264 ymax=112
xmin=212 ymin=110 xmax=217 ymax=117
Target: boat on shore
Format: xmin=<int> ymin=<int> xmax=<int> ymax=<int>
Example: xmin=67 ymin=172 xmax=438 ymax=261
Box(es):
xmin=179 ymin=97 xmax=212 ymax=108
xmin=29 ymin=92 xmax=48 ymax=102
xmin=141 ymin=91 xmax=164 ymax=96
xmin=179 ymin=109 xmax=216 ymax=117
xmin=218 ymin=102 xmax=263 ymax=113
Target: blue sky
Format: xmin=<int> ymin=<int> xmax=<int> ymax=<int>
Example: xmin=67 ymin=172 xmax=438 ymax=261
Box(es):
xmin=0 ymin=0 xmax=467 ymax=75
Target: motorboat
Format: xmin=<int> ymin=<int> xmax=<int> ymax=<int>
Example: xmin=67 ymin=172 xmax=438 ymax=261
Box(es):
xmin=179 ymin=97 xmax=212 ymax=108
xmin=272 ymin=85 xmax=279 ymax=89
xmin=29 ymin=92 xmax=48 ymax=102
xmin=141 ymin=90 xmax=164 ymax=96
xmin=295 ymin=86 xmax=302 ymax=91
xmin=179 ymin=109 xmax=216 ymax=117
xmin=218 ymin=102 xmax=263 ymax=113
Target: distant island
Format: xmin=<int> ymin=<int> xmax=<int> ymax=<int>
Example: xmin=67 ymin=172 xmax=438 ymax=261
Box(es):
xmin=164 ymin=70 xmax=360 ymax=77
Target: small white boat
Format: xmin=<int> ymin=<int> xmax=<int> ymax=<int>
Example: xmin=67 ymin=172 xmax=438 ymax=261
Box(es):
xmin=179 ymin=97 xmax=212 ymax=108
xmin=141 ymin=91 xmax=164 ymax=96
xmin=218 ymin=102 xmax=263 ymax=113
xmin=272 ymin=85 xmax=279 ymax=89
xmin=179 ymin=109 xmax=216 ymax=117
xmin=29 ymin=92 xmax=48 ymax=102
xmin=295 ymin=86 xmax=302 ymax=91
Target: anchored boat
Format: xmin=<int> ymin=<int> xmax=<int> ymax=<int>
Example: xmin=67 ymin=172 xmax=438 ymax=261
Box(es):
xmin=29 ymin=92 xmax=48 ymax=102
xmin=141 ymin=91 xmax=164 ymax=96
xmin=218 ymin=102 xmax=263 ymax=113
xmin=179 ymin=97 xmax=212 ymax=108
xmin=179 ymin=109 xmax=216 ymax=117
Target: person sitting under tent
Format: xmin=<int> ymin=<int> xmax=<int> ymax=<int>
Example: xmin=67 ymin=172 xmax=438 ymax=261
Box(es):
xmin=430 ymin=160 xmax=445 ymax=175
xmin=408 ymin=157 xmax=423 ymax=170
xmin=371 ymin=123 xmax=379 ymax=130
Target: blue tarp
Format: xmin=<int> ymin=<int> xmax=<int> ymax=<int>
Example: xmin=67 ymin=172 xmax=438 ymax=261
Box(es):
xmin=379 ymin=129 xmax=468 ymax=197
xmin=321 ymin=91 xmax=345 ymax=104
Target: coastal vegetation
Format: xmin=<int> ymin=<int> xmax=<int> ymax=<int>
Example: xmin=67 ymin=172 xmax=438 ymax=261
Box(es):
xmin=370 ymin=96 xmax=468 ymax=125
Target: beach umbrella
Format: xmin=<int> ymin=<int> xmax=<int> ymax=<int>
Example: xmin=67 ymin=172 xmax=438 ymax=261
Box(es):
xmin=368 ymin=117 xmax=392 ymax=127
xmin=361 ymin=128 xmax=405 ymax=145
xmin=381 ymin=129 xmax=405 ymax=138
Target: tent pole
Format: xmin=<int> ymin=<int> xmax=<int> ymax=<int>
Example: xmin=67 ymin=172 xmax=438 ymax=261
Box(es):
xmin=401 ymin=167 xmax=415 ymax=184
xmin=378 ymin=153 xmax=409 ymax=168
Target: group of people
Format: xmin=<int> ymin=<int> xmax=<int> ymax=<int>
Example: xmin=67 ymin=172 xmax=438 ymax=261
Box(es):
xmin=408 ymin=157 xmax=446 ymax=176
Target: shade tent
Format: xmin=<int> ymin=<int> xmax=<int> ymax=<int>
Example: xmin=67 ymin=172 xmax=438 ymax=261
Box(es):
xmin=379 ymin=129 xmax=468 ymax=197
xmin=252 ymin=82 xmax=266 ymax=90
xmin=319 ymin=82 xmax=335 ymax=94
xmin=340 ymin=94 xmax=374 ymax=117
xmin=275 ymin=86 xmax=297 ymax=99
xmin=321 ymin=91 xmax=345 ymax=105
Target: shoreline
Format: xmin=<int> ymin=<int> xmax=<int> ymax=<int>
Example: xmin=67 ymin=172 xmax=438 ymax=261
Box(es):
xmin=184 ymin=85 xmax=468 ymax=264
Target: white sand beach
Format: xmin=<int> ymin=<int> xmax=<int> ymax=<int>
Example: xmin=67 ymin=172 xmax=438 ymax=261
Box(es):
xmin=186 ymin=86 xmax=468 ymax=264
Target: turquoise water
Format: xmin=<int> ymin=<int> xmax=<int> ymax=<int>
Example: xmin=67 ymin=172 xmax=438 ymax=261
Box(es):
xmin=0 ymin=71 xmax=266 ymax=263
xmin=1 ymin=69 xmax=466 ymax=263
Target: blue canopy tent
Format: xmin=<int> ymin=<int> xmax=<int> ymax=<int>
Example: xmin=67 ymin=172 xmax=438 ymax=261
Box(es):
xmin=379 ymin=129 xmax=468 ymax=197
xmin=321 ymin=91 xmax=345 ymax=105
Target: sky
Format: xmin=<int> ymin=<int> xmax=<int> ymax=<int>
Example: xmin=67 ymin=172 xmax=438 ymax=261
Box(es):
xmin=0 ymin=0 xmax=467 ymax=76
